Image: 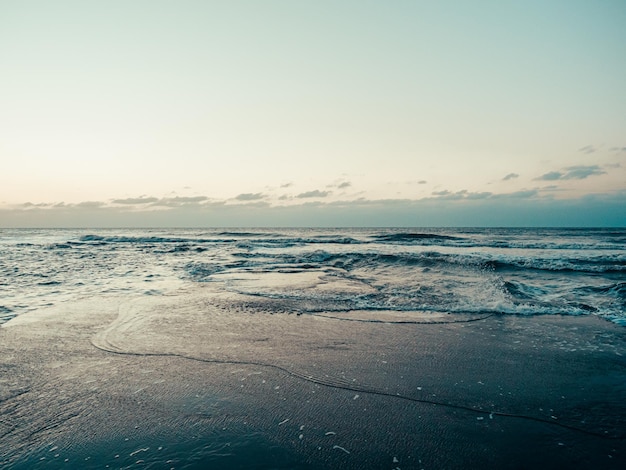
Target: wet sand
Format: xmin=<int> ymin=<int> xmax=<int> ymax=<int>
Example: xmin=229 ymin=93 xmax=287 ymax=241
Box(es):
xmin=1 ymin=287 xmax=625 ymax=469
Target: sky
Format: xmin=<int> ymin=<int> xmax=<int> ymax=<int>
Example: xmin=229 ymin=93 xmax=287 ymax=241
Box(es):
xmin=1 ymin=0 xmax=625 ymax=227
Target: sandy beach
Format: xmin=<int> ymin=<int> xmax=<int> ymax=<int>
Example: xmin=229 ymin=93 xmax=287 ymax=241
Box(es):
xmin=1 ymin=287 xmax=625 ymax=469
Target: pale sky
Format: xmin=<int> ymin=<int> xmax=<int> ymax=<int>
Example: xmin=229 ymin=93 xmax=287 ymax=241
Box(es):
xmin=1 ymin=0 xmax=625 ymax=227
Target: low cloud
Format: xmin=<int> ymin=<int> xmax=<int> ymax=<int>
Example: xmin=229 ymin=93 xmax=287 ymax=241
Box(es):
xmin=296 ymin=190 xmax=331 ymax=199
xmin=22 ymin=202 xmax=53 ymax=208
xmin=466 ymin=192 xmax=493 ymax=200
xmin=152 ymin=196 xmax=210 ymax=208
xmin=230 ymin=200 xmax=271 ymax=208
xmin=492 ymin=189 xmax=538 ymax=199
xmin=112 ymin=197 xmax=159 ymax=205
xmin=431 ymin=190 xmax=493 ymax=200
xmin=76 ymin=201 xmax=106 ymax=208
xmin=2 ymin=189 xmax=625 ymax=227
xmin=535 ymin=165 xmax=605 ymax=181
xmin=234 ymin=193 xmax=265 ymax=201
xmin=502 ymin=173 xmax=519 ymax=181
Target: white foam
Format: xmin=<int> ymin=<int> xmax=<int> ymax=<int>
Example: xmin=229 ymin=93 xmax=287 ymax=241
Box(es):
xmin=333 ymin=445 xmax=350 ymax=454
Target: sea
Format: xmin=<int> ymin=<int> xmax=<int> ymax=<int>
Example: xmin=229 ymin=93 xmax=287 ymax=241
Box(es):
xmin=1 ymin=227 xmax=624 ymax=326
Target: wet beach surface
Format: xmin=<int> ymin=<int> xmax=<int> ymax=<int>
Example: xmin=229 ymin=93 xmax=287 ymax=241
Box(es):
xmin=1 ymin=287 xmax=625 ymax=469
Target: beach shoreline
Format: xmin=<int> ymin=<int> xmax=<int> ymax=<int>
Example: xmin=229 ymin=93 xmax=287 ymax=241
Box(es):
xmin=1 ymin=289 xmax=625 ymax=468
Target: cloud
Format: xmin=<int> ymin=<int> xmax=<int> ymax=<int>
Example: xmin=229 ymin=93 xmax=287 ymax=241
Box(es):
xmin=327 ymin=180 xmax=352 ymax=189
xmin=535 ymin=165 xmax=606 ymax=181
xmin=466 ymin=192 xmax=493 ymax=200
xmin=609 ymin=146 xmax=626 ymax=153
xmin=562 ymin=165 xmax=606 ymax=179
xmin=112 ymin=197 xmax=159 ymax=205
xmin=296 ymin=190 xmax=331 ymax=198
xmin=492 ymin=189 xmax=538 ymax=199
xmin=536 ymin=171 xmax=563 ymax=181
xmin=230 ymin=200 xmax=271 ymax=208
xmin=538 ymin=185 xmax=562 ymax=192
xmin=431 ymin=189 xmax=539 ymax=201
xmin=502 ymin=173 xmax=519 ymax=181
xmin=431 ymin=190 xmax=493 ymax=200
xmin=152 ymin=196 xmax=210 ymax=207
xmin=418 ymin=180 xmax=427 ymax=185
xmin=234 ymin=192 xmax=265 ymax=201
xmin=578 ymin=145 xmax=597 ymax=154
xmin=21 ymin=202 xmax=53 ymax=208
xmin=280 ymin=182 xmax=293 ymax=188
xmin=76 ymin=201 xmax=106 ymax=208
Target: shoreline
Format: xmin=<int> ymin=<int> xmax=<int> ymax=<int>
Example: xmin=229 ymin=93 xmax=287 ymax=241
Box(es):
xmin=1 ymin=290 xmax=625 ymax=468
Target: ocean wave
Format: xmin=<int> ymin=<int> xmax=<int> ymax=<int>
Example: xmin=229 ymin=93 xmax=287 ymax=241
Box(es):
xmin=372 ymin=232 xmax=463 ymax=243
xmin=502 ymin=280 xmax=548 ymax=301
xmin=601 ymin=282 xmax=626 ymax=299
xmin=216 ymin=231 xmax=277 ymax=237
xmin=486 ymin=256 xmax=626 ymax=273
xmin=45 ymin=243 xmax=73 ymax=250
xmin=574 ymin=282 xmax=626 ymax=303
xmin=185 ymin=263 xmax=224 ymax=280
xmin=3 ymin=228 xmax=625 ymax=326
xmin=228 ymin=248 xmax=625 ymax=275
xmin=184 ymin=261 xmax=255 ymax=281
xmin=78 ymin=235 xmax=220 ymax=244
xmin=0 ymin=305 xmax=13 ymax=314
xmin=69 ymin=231 xmax=626 ymax=253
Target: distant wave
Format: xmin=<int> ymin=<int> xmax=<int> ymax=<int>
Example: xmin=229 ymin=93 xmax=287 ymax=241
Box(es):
xmin=372 ymin=232 xmax=463 ymax=242
xmin=78 ymin=235 xmax=220 ymax=244
xmin=75 ymin=232 xmax=625 ymax=252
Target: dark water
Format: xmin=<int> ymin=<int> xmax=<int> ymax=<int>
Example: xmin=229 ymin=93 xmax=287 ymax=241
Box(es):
xmin=1 ymin=227 xmax=624 ymax=325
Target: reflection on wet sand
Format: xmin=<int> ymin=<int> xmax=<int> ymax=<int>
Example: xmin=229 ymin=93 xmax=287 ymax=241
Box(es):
xmin=2 ymin=286 xmax=626 ymax=468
